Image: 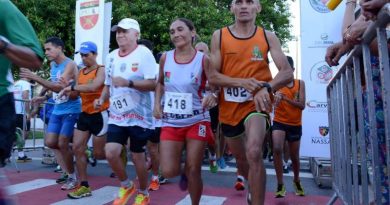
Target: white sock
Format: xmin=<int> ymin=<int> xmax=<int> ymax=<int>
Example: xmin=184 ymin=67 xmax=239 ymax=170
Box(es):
xmin=120 ymin=178 xmax=132 ymax=188
xmin=209 ymin=153 xmax=217 ymax=160
xmin=138 ymin=189 xmax=149 ymax=196
xmin=18 ymin=151 xmax=25 ymax=158
xmin=68 ymin=172 xmax=77 ymax=180
xmin=152 ymin=175 xmax=159 ymax=181
xmin=237 ymin=175 xmax=245 ymax=182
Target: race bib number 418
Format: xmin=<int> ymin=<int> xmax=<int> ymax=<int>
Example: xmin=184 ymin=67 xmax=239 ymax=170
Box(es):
xmin=164 ymin=92 xmax=193 ymax=115
xmin=223 ymin=87 xmax=252 ymax=102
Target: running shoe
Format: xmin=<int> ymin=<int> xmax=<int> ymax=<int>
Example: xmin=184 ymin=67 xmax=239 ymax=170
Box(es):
xmin=67 ymin=186 xmax=92 ymax=199
xmin=275 ymin=184 xmax=286 ymax=198
xmin=61 ymin=177 xmax=77 ymax=190
xmin=148 ymin=178 xmax=160 ymax=191
xmin=293 ymin=181 xmax=305 ymax=196
xmin=112 ymin=185 xmax=136 ymax=205
xmin=133 ymin=192 xmax=150 ymax=205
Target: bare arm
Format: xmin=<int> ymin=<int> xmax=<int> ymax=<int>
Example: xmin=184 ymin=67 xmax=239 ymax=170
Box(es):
xmin=266 ymin=31 xmax=294 ymax=92
xmin=1 ymin=41 xmax=42 ymax=70
xmin=73 ymin=66 xmax=105 ymax=93
xmin=153 ymin=54 xmax=166 ymax=119
xmin=283 ymin=80 xmax=306 ymax=110
xmin=21 ymin=90 xmax=31 ymax=115
xmin=342 ymin=0 xmax=357 ymax=36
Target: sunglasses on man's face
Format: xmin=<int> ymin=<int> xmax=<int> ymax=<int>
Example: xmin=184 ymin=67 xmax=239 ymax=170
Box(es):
xmin=80 ymin=53 xmax=90 ymax=58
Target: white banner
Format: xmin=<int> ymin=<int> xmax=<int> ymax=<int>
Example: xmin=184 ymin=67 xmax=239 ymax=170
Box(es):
xmin=300 ymin=0 xmax=345 ymax=158
xmin=75 ymin=0 xmax=112 ymax=65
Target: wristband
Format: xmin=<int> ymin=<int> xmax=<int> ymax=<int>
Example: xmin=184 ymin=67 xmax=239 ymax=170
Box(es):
xmin=71 ymin=85 xmax=75 ymax=91
xmin=260 ymin=82 xmax=273 ymax=93
xmin=128 ymin=80 xmax=134 ymax=88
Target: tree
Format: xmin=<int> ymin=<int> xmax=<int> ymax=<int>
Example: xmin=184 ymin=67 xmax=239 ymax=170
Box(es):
xmin=12 ymin=0 xmax=293 ymax=78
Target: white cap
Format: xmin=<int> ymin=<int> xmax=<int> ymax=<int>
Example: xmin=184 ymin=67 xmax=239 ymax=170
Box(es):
xmin=111 ymin=18 xmax=140 ymax=33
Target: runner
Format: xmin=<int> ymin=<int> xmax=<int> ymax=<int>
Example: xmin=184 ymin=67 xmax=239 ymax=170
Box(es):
xmin=60 ymin=41 xmax=109 ymax=199
xmin=19 ymin=37 xmax=80 ymax=191
xmin=96 ymin=18 xmax=156 ymax=205
xmin=209 ymin=0 xmax=293 ymax=204
xmin=154 ymin=18 xmax=216 ymax=205
xmin=272 ymin=56 xmax=306 ymax=197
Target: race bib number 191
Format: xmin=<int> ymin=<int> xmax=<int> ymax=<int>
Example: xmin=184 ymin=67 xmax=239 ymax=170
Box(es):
xmin=164 ymin=92 xmax=193 ymax=115
xmin=110 ymin=94 xmax=136 ymax=115
xmin=223 ymin=87 xmax=252 ymax=102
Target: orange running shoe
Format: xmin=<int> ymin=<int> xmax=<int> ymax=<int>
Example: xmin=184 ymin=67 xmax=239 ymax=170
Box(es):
xmin=148 ymin=178 xmax=160 ymax=191
xmin=133 ymin=192 xmax=150 ymax=205
xmin=112 ymin=184 xmax=135 ymax=205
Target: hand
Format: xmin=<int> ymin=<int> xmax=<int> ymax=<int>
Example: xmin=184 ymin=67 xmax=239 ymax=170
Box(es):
xmin=202 ymin=94 xmax=218 ymax=109
xmin=19 ymin=68 xmax=37 ymax=80
xmin=31 ymin=96 xmax=46 ymax=105
xmin=153 ymin=104 xmax=163 ymax=119
xmin=112 ymin=77 xmax=129 ymax=87
xmin=325 ymin=42 xmax=353 ymax=66
xmin=253 ymin=87 xmax=272 ymax=113
xmin=273 ymin=92 xmax=284 ymax=107
xmin=343 ymin=16 xmax=370 ymax=45
xmin=239 ymin=78 xmax=263 ymax=93
xmin=59 ymin=77 xmax=73 ymax=88
xmin=360 ymin=0 xmax=387 ymax=20
xmin=58 ymin=86 xmax=71 ymax=98
xmin=94 ymin=99 xmax=102 ymax=110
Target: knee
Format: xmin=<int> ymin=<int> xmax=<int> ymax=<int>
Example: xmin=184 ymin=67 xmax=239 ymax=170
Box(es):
xmin=105 ymin=147 xmax=118 ymax=161
xmin=246 ymin=146 xmax=261 ymax=163
xmin=186 ymin=164 xmax=201 ymax=178
xmin=72 ymin=144 xmax=86 ymax=156
xmin=45 ymin=139 xmax=57 ymax=149
xmin=161 ymin=165 xmax=179 ymax=178
xmin=273 ymin=144 xmax=283 ymax=155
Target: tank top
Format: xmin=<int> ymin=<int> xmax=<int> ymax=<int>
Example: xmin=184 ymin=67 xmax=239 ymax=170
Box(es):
xmin=219 ymin=26 xmax=272 ymax=126
xmin=273 ymin=79 xmax=302 ymax=126
xmin=162 ymin=50 xmax=210 ymax=127
xmin=78 ymin=65 xmax=109 ymax=114
xmin=50 ymin=58 xmax=81 ymax=115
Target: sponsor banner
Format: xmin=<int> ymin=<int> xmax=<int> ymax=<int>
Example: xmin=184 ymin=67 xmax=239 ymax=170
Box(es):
xmin=75 ymin=0 xmax=112 ymax=65
xmin=300 ymin=0 xmax=344 ymax=157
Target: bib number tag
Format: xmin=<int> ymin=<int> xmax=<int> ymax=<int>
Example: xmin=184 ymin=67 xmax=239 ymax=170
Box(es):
xmin=164 ymin=92 xmax=193 ymax=115
xmin=53 ymin=92 xmax=69 ymax=104
xmin=223 ymin=87 xmax=252 ymax=102
xmin=110 ymin=94 xmax=136 ymax=115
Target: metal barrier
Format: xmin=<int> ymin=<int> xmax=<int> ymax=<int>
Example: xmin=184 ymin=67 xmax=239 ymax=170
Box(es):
xmin=13 ymin=98 xmax=55 ymax=150
xmin=326 ymin=4 xmax=390 ymax=205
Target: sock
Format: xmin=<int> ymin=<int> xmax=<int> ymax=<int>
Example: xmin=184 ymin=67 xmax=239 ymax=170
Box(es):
xmin=237 ymin=175 xmax=245 ymax=182
xmin=138 ymin=189 xmax=149 ymax=196
xmin=18 ymin=151 xmax=25 ymax=158
xmin=69 ymin=172 xmax=77 ymax=180
xmin=120 ymin=178 xmax=132 ymax=188
xmin=80 ymin=181 xmax=89 ymax=187
xmin=209 ymin=153 xmax=217 ymax=160
xmin=152 ymin=175 xmax=158 ymax=181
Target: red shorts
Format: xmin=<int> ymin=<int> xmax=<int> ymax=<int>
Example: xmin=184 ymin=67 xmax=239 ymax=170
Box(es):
xmin=161 ymin=121 xmax=214 ymax=143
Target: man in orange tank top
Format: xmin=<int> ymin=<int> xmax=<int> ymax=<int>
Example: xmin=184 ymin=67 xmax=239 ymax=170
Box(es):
xmin=61 ymin=41 xmax=109 ymax=199
xmin=272 ymin=56 xmax=306 ymax=198
xmin=209 ymin=0 xmax=293 ymax=204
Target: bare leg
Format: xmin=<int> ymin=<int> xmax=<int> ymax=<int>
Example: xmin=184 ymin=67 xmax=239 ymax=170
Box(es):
xmin=185 ymin=139 xmax=206 ymax=205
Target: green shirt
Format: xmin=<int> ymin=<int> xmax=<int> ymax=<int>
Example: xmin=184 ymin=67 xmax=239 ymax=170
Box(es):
xmin=0 ymin=0 xmax=44 ymax=97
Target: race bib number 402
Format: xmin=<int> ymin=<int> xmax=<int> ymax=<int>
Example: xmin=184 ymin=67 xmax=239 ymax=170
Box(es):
xmin=110 ymin=94 xmax=136 ymax=115
xmin=223 ymin=87 xmax=252 ymax=102
xmin=164 ymin=92 xmax=193 ymax=115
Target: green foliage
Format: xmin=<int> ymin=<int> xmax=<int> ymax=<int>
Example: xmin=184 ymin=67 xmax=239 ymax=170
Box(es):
xmin=12 ymin=0 xmax=293 ymax=77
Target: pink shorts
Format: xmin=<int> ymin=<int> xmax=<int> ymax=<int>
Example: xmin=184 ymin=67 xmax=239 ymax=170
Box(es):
xmin=161 ymin=121 xmax=214 ymax=143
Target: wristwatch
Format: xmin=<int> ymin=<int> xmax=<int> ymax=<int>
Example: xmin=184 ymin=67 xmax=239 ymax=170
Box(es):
xmin=260 ymin=82 xmax=273 ymax=93
xmin=128 ymin=80 xmax=134 ymax=88
xmin=0 ymin=36 xmax=10 ymax=54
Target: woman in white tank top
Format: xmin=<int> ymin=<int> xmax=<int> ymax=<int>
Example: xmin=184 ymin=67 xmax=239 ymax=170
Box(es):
xmin=154 ymin=18 xmax=217 ymax=205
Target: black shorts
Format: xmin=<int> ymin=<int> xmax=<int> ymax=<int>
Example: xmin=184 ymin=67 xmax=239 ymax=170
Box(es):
xmin=221 ymin=111 xmax=270 ymax=138
xmin=209 ymin=106 xmax=219 ymax=133
xmin=148 ymin=127 xmax=160 ymax=143
xmin=107 ymin=124 xmax=154 ymax=153
xmin=76 ymin=111 xmax=108 ymax=136
xmin=272 ymin=121 xmax=302 ymax=142
xmin=16 ymin=114 xmax=31 ymax=131
xmin=0 ymin=93 xmax=16 ymax=160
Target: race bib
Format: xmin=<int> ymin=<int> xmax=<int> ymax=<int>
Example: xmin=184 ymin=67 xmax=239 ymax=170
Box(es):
xmin=164 ymin=92 xmax=193 ymax=115
xmin=110 ymin=94 xmax=137 ymax=115
xmin=53 ymin=92 xmax=69 ymax=104
xmin=223 ymin=87 xmax=252 ymax=102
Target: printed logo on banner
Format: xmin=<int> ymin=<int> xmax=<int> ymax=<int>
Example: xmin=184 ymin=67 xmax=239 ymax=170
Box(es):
xmin=310 ymin=61 xmax=338 ymax=84
xmin=309 ymin=33 xmax=335 ymax=48
xmin=319 ymin=126 xmax=329 ymax=136
xmin=309 ymin=0 xmax=330 ymax=13
xmin=79 ymin=0 xmax=100 ymax=30
xmin=306 ymin=100 xmax=328 ymax=112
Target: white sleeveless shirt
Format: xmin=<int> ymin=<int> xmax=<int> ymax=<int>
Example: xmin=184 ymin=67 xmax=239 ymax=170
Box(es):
xmin=162 ymin=50 xmax=210 ymax=127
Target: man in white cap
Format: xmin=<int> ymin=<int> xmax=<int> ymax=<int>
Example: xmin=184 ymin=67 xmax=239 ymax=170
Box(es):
xmin=95 ymin=18 xmax=156 ymax=205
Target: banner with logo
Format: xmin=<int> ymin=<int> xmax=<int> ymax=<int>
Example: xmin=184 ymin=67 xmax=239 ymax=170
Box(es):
xmin=75 ymin=0 xmax=112 ymax=65
xmin=300 ymin=0 xmax=345 ymax=158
